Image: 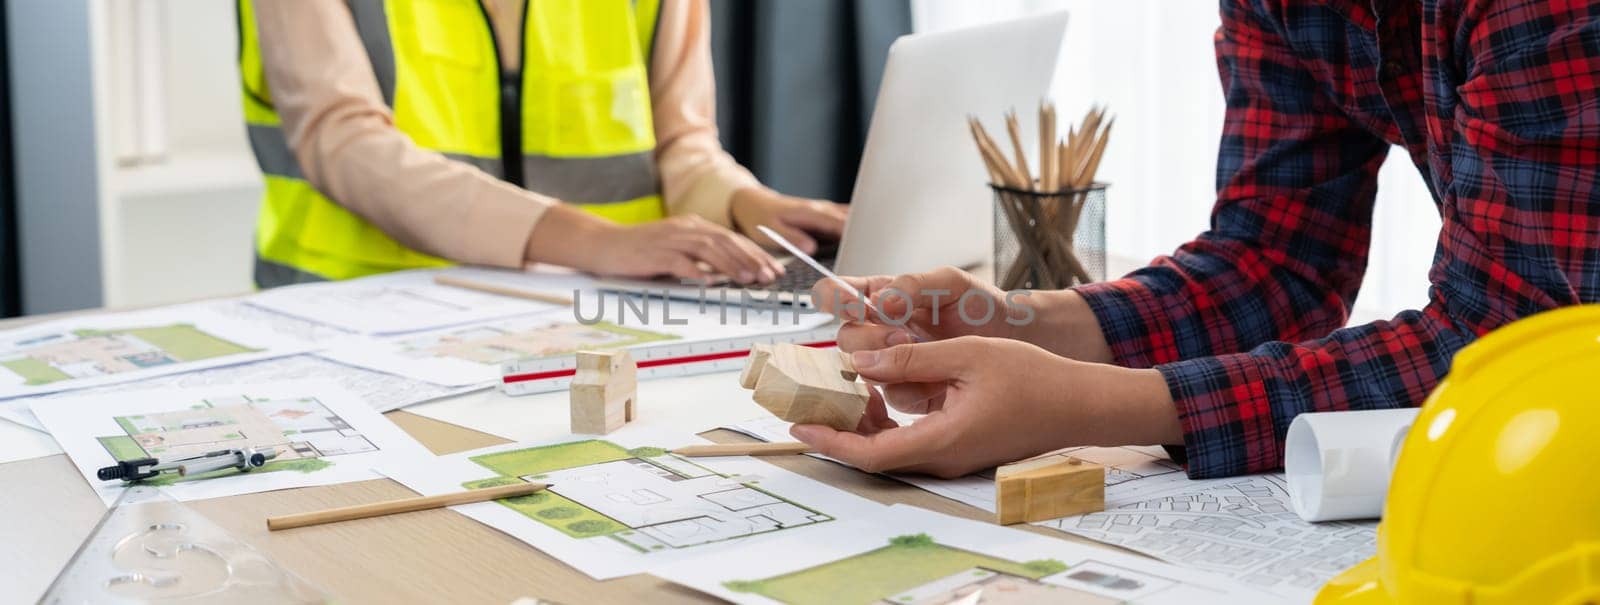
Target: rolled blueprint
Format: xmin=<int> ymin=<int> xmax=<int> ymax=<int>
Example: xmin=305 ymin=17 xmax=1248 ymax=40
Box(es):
xmin=1285 ymin=408 xmax=1421 ymax=522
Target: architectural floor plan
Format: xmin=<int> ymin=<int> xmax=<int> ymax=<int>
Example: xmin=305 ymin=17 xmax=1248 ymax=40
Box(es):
xmin=97 ymin=395 xmax=377 ymax=485
xmin=652 ymin=505 xmax=1273 ymax=604
xmin=35 ymin=383 xmax=429 ymax=504
xmin=323 ymin=313 xmax=679 ymax=387
xmin=377 ymin=431 xmax=885 ymax=580
xmin=398 ymin=320 xmax=673 ymax=365
xmin=0 ymin=325 xmax=256 ymax=386
xmin=723 ymin=417 xmax=1190 ymax=511
xmin=462 ymin=439 xmax=832 ymax=552
xmin=722 ymin=533 xmax=1172 ymax=605
xmin=245 ymin=269 xmax=558 ymax=335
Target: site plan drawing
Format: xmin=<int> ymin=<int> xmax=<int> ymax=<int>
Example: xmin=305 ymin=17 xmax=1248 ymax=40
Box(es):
xmin=0 ymin=304 xmax=310 ymax=399
xmin=724 ymin=417 xmax=1191 ymax=511
xmin=322 ymin=310 xmax=677 ymax=387
xmin=1040 ymin=474 xmax=1375 ymax=602
xmin=377 ymin=429 xmax=885 ymax=580
xmin=246 ymin=268 xmax=560 ymax=335
xmin=34 ymin=382 xmax=429 ymax=505
xmin=653 ymin=504 xmax=1277 ymax=604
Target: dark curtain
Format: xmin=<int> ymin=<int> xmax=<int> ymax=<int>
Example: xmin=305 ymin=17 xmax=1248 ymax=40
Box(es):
xmin=0 ymin=0 xmax=19 ymax=318
xmin=710 ymin=0 xmax=912 ymax=203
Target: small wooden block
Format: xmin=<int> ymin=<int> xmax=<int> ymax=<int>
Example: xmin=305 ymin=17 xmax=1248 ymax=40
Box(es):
xmin=995 ymin=454 xmax=1105 ymax=525
xmin=739 ymin=343 xmax=869 ymax=431
xmin=570 ymin=350 xmax=636 ymax=435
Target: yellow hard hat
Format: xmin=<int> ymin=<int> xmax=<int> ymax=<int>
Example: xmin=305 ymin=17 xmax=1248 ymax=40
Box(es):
xmin=1315 ymin=305 xmax=1600 ymax=605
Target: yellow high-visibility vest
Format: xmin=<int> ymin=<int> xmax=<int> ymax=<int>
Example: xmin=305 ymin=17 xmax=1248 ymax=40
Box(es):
xmin=238 ymin=0 xmax=667 ymax=284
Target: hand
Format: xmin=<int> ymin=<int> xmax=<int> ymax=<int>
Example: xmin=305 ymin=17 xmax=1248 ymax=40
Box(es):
xmin=731 ymin=187 xmax=849 ymax=255
xmin=588 ymin=215 xmax=785 ymax=284
xmin=813 ymin=266 xmax=1116 ymax=365
xmin=813 ymin=266 xmax=1031 ymax=350
xmin=789 ymin=336 xmax=1181 ymax=478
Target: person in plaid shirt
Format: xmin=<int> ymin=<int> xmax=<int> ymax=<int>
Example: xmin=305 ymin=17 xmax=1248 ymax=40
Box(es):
xmin=791 ymin=0 xmax=1598 ymax=479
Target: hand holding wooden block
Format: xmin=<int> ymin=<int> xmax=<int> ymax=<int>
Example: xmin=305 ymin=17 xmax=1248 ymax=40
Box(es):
xmin=570 ymin=350 xmax=636 ymax=435
xmin=995 ymin=454 xmax=1105 ymax=525
xmin=739 ymin=343 xmax=869 ymax=431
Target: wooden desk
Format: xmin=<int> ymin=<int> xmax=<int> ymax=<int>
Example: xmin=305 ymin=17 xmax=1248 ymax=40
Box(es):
xmin=2 ymin=410 xmax=1128 ymax=604
xmin=0 ymin=274 xmax=1142 ymax=604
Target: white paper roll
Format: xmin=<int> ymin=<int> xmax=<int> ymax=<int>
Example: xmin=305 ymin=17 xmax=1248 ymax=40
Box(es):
xmin=1285 ymin=408 xmax=1420 ymax=522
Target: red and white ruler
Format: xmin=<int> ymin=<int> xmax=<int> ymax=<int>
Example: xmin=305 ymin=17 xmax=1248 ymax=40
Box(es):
xmin=498 ymin=325 xmax=840 ymax=396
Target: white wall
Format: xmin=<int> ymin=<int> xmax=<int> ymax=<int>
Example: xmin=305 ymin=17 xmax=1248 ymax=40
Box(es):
xmin=101 ymin=0 xmax=260 ymax=308
xmin=912 ymin=0 xmax=1441 ymax=325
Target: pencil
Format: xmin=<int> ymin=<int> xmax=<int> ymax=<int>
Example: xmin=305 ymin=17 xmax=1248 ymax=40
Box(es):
xmin=267 ymin=482 xmax=551 ymax=530
xmin=670 ymin=442 xmax=814 ymax=457
xmin=432 ymin=274 xmax=573 ymax=306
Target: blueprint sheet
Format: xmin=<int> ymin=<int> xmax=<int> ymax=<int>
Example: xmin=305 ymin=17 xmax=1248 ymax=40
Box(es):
xmin=378 ymin=427 xmax=886 ymax=580
xmin=36 ymin=382 xmax=431 ymax=506
xmin=1039 ymin=474 xmax=1376 ymax=602
xmin=721 ymin=416 xmax=1194 ymax=510
xmin=5 ymin=354 xmax=477 ymax=431
xmin=723 ymin=416 xmax=1374 ymax=602
xmin=245 ymin=268 xmax=561 ymax=335
xmin=653 ymin=504 xmax=1282 ymax=604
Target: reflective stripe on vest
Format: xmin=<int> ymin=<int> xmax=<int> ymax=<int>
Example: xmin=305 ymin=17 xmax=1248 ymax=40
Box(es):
xmin=239 ymin=0 xmax=666 ymax=284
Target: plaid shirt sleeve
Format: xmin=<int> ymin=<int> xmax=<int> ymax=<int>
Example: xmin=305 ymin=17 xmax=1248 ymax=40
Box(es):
xmin=1073 ymin=0 xmax=1594 ymax=478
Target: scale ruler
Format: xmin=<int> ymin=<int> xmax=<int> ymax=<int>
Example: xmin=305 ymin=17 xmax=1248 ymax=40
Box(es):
xmin=499 ymin=324 xmax=840 ymax=396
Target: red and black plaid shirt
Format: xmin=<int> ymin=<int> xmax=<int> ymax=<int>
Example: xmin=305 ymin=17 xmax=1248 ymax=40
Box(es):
xmin=1074 ymin=0 xmax=1600 ymax=478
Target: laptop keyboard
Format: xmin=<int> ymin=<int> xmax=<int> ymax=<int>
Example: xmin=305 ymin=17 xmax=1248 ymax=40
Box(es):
xmin=760 ymin=259 xmax=827 ymax=293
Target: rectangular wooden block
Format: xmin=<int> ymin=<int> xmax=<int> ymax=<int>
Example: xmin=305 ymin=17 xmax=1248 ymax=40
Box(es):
xmin=739 ymin=343 xmax=868 ymax=431
xmin=995 ymin=454 xmax=1105 ymax=525
xmin=570 ymin=350 xmax=636 ymax=435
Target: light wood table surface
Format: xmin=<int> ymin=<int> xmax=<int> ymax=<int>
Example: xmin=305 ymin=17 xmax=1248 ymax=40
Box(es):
xmin=2 ymin=413 xmax=1119 ymax=604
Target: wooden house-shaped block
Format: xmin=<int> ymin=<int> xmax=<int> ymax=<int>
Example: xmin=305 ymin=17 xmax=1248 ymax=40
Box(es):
xmin=739 ymin=343 xmax=869 ymax=431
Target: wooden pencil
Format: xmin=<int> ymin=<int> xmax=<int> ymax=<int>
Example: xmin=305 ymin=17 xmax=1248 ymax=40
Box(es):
xmin=267 ymin=482 xmax=550 ymax=531
xmin=670 ymin=442 xmax=815 ymax=457
xmin=433 ymin=274 xmax=573 ymax=306
xmin=1004 ymin=111 xmax=1035 ymax=188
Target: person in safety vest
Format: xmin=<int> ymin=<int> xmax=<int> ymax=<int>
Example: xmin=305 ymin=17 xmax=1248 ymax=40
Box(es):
xmin=239 ymin=0 xmax=847 ymax=289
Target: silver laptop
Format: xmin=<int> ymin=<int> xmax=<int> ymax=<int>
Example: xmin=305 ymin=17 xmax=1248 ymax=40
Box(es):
xmin=598 ymin=12 xmax=1069 ymax=305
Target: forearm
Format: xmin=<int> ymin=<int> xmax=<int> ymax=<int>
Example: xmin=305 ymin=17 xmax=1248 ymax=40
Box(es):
xmin=1058 ymin=361 xmax=1182 ymax=447
xmin=255 ymin=0 xmax=550 ymax=268
xmin=522 ymin=206 xmax=621 ymax=271
xmin=1158 ymin=304 xmax=1468 ymax=478
xmin=1010 ymin=289 xmax=1115 ymax=364
xmin=649 ymin=0 xmax=758 ymax=227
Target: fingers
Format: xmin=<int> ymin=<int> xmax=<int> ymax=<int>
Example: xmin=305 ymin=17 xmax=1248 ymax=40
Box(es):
xmin=777 ymin=200 xmax=848 ymax=237
xmin=868 ymin=266 xmax=981 ymax=320
xmin=663 ymin=219 xmax=781 ymax=284
xmin=654 ymin=253 xmax=711 ymax=283
xmin=764 ymin=222 xmax=819 ymax=255
xmin=849 ymin=338 xmax=983 ymax=385
xmin=853 ymin=390 xmax=901 ymax=435
xmin=790 ymin=411 xmax=955 ymax=474
xmin=836 ymin=322 xmax=918 ymax=352
xmin=812 ymin=275 xmax=891 ymax=321
xmin=881 ymin=383 xmax=946 ymax=414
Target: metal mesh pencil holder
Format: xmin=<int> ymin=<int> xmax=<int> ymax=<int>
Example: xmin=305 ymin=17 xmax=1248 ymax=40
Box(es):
xmin=991 ymin=183 xmax=1107 ymax=291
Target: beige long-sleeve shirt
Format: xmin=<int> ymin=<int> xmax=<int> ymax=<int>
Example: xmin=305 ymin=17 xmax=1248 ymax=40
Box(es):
xmin=253 ymin=0 xmax=759 ymax=268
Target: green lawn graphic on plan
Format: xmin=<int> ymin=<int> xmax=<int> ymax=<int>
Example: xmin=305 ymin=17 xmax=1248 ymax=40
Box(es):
xmin=723 ymin=534 xmax=1084 ymax=605
xmin=461 ymin=440 xmax=834 ymax=553
xmin=0 ymin=324 xmax=257 ymax=385
xmin=94 ymin=396 xmax=372 ymax=486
